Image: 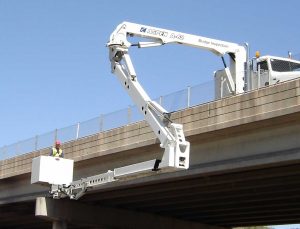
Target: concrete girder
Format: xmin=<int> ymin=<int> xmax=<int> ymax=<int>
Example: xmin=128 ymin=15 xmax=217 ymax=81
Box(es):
xmin=35 ymin=197 xmax=227 ymax=229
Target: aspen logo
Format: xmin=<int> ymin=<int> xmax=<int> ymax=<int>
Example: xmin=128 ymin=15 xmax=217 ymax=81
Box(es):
xmin=140 ymin=27 xmax=168 ymax=37
xmin=140 ymin=27 xmax=147 ymax=33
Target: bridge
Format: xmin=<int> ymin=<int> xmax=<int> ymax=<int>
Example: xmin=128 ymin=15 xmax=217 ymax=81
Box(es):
xmin=1 ymin=79 xmax=300 ymax=228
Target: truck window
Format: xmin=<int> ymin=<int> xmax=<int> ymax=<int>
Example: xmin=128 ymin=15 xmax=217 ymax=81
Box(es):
xmin=258 ymin=61 xmax=268 ymax=71
xmin=270 ymin=59 xmax=300 ymax=72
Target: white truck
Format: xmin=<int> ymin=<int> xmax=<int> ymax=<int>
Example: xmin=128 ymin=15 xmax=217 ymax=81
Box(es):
xmin=249 ymin=55 xmax=300 ymax=90
xmin=31 ymin=22 xmax=300 ymax=200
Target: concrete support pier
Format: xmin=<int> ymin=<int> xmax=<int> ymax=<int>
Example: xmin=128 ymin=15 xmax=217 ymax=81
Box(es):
xmin=52 ymin=220 xmax=67 ymax=229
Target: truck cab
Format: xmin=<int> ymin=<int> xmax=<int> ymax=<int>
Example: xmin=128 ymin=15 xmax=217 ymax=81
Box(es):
xmin=215 ymin=55 xmax=300 ymax=99
xmin=250 ymin=56 xmax=300 ymax=89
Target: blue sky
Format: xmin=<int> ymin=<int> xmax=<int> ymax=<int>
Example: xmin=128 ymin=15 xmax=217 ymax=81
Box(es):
xmin=0 ymin=0 xmax=299 ymax=148
xmin=272 ymin=225 xmax=300 ymax=229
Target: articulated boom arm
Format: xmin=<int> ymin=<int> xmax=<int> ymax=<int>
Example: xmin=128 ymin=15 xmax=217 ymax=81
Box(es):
xmin=35 ymin=22 xmax=247 ymax=201
xmin=108 ymin=21 xmax=247 ymax=94
xmin=108 ymin=22 xmax=192 ymax=173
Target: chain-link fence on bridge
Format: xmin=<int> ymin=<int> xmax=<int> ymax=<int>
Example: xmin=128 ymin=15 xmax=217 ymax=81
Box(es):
xmin=0 ymin=80 xmax=215 ymax=160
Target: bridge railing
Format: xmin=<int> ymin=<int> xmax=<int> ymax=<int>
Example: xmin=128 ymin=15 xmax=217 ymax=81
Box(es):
xmin=0 ymin=80 xmax=215 ymax=161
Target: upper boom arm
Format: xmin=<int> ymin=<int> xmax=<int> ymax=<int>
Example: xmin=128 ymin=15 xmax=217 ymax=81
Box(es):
xmin=108 ymin=21 xmax=247 ymax=94
xmin=108 ymin=21 xmax=244 ymax=56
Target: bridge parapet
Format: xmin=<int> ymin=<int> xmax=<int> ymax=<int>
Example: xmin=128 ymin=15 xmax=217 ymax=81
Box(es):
xmin=1 ymin=79 xmax=300 ymax=180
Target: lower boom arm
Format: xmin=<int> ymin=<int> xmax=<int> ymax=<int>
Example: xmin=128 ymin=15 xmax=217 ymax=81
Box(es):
xmin=109 ymin=45 xmax=190 ymax=171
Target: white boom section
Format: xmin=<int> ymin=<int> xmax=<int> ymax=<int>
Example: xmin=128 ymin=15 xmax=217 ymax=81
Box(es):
xmin=107 ymin=21 xmax=247 ymax=94
xmin=108 ymin=22 xmax=193 ymax=174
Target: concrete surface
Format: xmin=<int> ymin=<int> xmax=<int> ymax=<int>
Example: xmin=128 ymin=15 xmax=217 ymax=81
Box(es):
xmin=1 ymin=79 xmax=300 ymax=228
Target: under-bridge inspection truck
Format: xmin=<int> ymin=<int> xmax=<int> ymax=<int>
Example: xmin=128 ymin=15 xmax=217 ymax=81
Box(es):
xmin=31 ymin=21 xmax=300 ymax=200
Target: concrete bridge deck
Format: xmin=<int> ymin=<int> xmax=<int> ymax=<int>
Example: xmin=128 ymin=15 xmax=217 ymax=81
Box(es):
xmin=1 ymin=79 xmax=300 ymax=228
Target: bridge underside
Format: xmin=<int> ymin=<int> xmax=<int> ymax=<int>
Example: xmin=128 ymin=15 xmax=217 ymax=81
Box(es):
xmin=1 ymin=160 xmax=300 ymax=229
xmin=83 ymin=161 xmax=300 ymax=228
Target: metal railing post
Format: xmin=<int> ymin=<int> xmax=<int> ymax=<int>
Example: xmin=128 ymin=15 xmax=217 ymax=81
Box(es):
xmin=15 ymin=142 xmax=19 ymax=157
xmin=159 ymin=96 xmax=163 ymax=105
xmin=127 ymin=106 xmax=132 ymax=124
xmin=258 ymin=65 xmax=261 ymax=89
xmin=187 ymin=86 xmax=191 ymax=108
xmin=3 ymin=145 xmax=7 ymax=160
xmin=35 ymin=135 xmax=38 ymax=151
xmin=99 ymin=114 xmax=104 ymax=132
xmin=54 ymin=129 xmax=58 ymax=142
xmin=76 ymin=122 xmax=80 ymax=140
